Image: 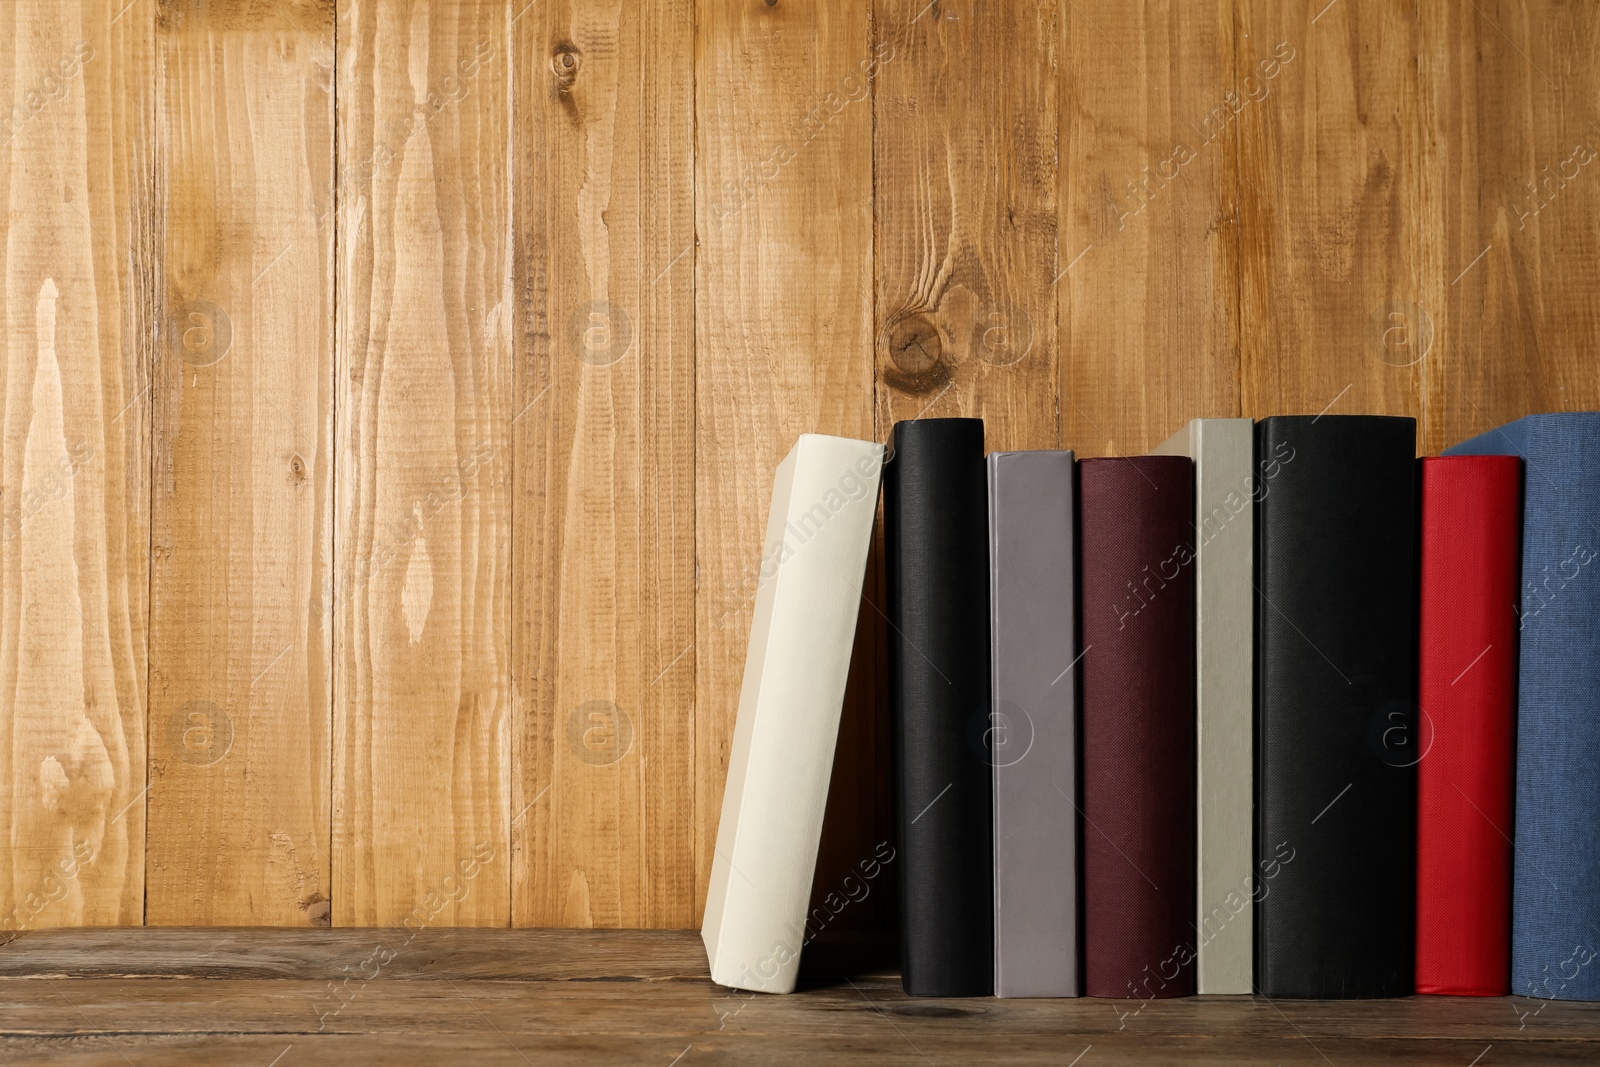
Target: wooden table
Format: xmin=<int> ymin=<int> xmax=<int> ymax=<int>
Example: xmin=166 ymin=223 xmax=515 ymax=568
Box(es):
xmin=2 ymin=929 xmax=1597 ymax=1064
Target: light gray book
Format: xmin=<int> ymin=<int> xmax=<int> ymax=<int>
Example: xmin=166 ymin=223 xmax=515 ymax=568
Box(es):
xmin=988 ymin=450 xmax=1079 ymax=998
xmin=1153 ymin=419 xmax=1254 ymax=995
xmin=702 ymin=434 xmax=884 ymax=994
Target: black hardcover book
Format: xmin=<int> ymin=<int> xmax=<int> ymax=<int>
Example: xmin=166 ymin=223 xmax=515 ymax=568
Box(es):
xmin=884 ymin=418 xmax=993 ymax=996
xmin=1254 ymin=415 xmax=1418 ymax=998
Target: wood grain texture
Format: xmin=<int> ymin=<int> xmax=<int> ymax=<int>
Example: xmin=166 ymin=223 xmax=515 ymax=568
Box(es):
xmin=9 ymin=973 xmax=1600 ymax=1043
xmin=4 ymin=0 xmax=1600 ymax=935
xmin=1419 ymin=0 xmax=1600 ymax=454
xmin=333 ymin=0 xmax=511 ymax=926
xmin=0 ymin=925 xmax=714 ymax=979
xmin=3 ymin=929 xmax=1600 ymax=1065
xmin=873 ymin=0 xmax=1059 ymax=453
xmin=146 ymin=0 xmax=335 ymax=926
xmin=0 ymin=0 xmax=152 ymax=931
xmin=1236 ymin=0 xmax=1424 ymax=425
xmin=1059 ymin=0 xmax=1239 ymax=458
xmin=4 ymin=1033 xmax=1600 ymax=1067
xmin=512 ymin=0 xmax=695 ymax=930
xmin=693 ymin=0 xmax=876 ymax=922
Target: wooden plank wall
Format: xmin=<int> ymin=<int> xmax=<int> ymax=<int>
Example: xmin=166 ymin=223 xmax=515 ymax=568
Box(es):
xmin=1 ymin=0 xmax=1597 ymax=930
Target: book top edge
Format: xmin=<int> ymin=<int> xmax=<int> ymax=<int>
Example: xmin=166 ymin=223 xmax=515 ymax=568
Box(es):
xmin=1459 ymin=411 xmax=1600 ymax=427
xmin=888 ymin=416 xmax=984 ymax=428
xmin=1167 ymin=417 xmax=1253 ymax=429
xmin=1257 ymin=414 xmax=1417 ymax=426
xmin=1444 ymin=411 xmax=1600 ymax=458
xmin=987 ymin=449 xmax=1075 ymax=463
xmin=1077 ymin=454 xmax=1191 ymax=469
xmin=1420 ymin=454 xmax=1522 ymax=468
xmin=793 ymin=432 xmax=885 ymax=452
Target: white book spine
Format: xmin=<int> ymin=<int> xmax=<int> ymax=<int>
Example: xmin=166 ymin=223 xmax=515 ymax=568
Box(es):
xmin=702 ymin=434 xmax=885 ymax=994
xmin=1154 ymin=419 xmax=1255 ymax=995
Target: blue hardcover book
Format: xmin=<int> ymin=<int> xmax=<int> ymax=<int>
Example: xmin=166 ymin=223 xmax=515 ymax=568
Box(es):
xmin=1446 ymin=413 xmax=1600 ymax=1002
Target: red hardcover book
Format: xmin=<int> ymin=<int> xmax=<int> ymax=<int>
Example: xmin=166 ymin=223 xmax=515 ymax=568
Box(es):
xmin=1415 ymin=455 xmax=1520 ymax=996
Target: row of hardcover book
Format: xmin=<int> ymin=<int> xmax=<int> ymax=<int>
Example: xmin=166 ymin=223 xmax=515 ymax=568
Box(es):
xmin=702 ymin=412 xmax=1600 ymax=1001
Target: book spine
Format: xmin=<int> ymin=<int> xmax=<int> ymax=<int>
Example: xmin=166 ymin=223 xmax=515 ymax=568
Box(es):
xmin=1415 ymin=455 xmax=1519 ymax=996
xmin=988 ymin=451 xmax=1079 ymax=998
xmin=1255 ymin=415 xmax=1417 ymax=999
xmin=1079 ymin=455 xmax=1196 ymax=999
xmin=885 ymin=418 xmax=993 ymax=997
xmin=1446 ymin=414 xmax=1600 ymax=1001
xmin=1154 ymin=419 xmax=1257 ymax=995
xmin=703 ymin=436 xmax=885 ymax=994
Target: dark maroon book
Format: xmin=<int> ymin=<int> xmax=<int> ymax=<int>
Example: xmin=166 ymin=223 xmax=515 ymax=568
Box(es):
xmin=1078 ymin=456 xmax=1196 ymax=999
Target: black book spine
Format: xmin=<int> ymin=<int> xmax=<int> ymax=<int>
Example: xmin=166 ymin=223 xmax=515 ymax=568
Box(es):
xmin=884 ymin=418 xmax=993 ymax=996
xmin=1254 ymin=415 xmax=1418 ymax=998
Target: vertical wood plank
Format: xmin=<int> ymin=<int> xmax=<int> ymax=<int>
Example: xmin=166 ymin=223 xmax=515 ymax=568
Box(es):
xmin=1236 ymin=0 xmax=1423 ymax=425
xmin=0 ymin=0 xmax=153 ymax=931
xmin=146 ymin=0 xmax=335 ymax=926
xmin=872 ymin=0 xmax=1058 ymax=453
xmin=1059 ymin=0 xmax=1239 ymax=458
xmin=335 ymin=0 xmax=511 ymax=926
xmin=1419 ymin=0 xmax=1600 ymax=453
xmin=512 ymin=0 xmax=695 ymax=928
xmin=694 ymin=0 xmax=876 ymax=922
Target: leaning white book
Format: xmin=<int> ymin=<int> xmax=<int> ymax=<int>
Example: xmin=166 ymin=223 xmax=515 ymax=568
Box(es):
xmin=1152 ymin=418 xmax=1255 ymax=996
xmin=702 ymin=433 xmax=885 ymax=994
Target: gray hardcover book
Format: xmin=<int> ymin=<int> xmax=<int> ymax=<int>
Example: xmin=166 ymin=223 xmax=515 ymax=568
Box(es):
xmin=1153 ymin=419 xmax=1254 ymax=995
xmin=987 ymin=450 xmax=1079 ymax=998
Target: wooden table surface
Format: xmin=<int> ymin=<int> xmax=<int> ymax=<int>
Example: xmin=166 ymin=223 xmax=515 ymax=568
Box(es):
xmin=0 ymin=928 xmax=1596 ymax=1065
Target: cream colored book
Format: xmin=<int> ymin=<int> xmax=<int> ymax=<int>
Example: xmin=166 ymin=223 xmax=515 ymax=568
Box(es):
xmin=1153 ymin=419 xmax=1255 ymax=995
xmin=701 ymin=434 xmax=885 ymax=994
